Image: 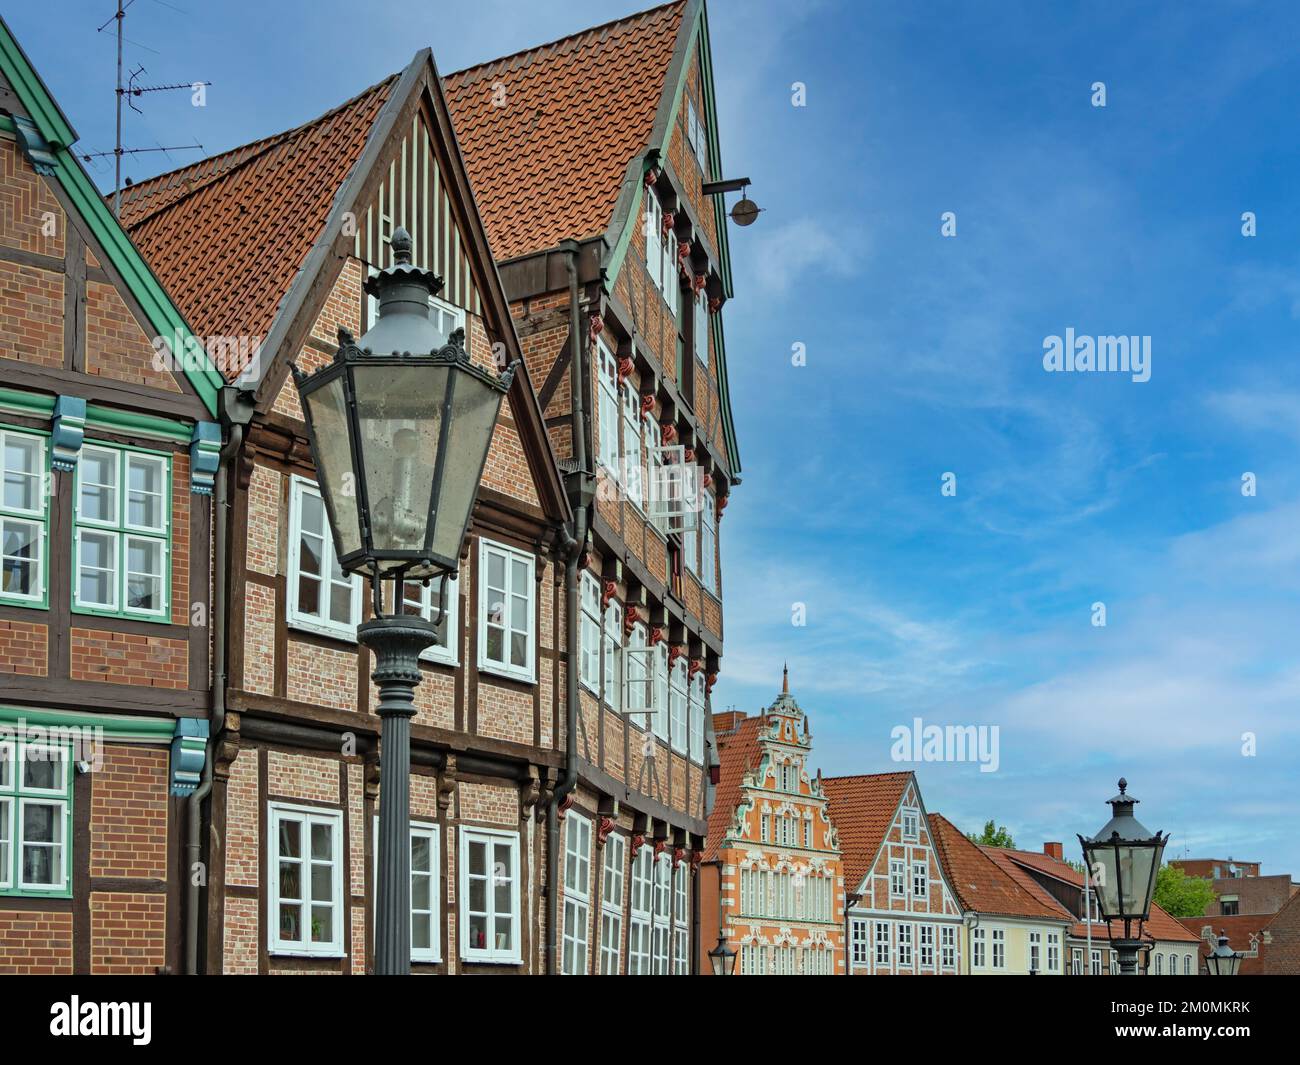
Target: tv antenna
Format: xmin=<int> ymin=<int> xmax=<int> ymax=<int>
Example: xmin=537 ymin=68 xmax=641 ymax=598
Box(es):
xmin=92 ymin=0 xmax=210 ymax=217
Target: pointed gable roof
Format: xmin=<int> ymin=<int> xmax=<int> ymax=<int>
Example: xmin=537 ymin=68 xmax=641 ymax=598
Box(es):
xmin=442 ymin=0 xmax=687 ymax=260
xmin=118 ymin=76 xmax=396 ymax=372
xmin=821 ymin=772 xmax=913 ymax=893
xmin=928 ymin=815 xmax=1072 ymax=922
xmin=703 ymin=712 xmax=764 ymax=861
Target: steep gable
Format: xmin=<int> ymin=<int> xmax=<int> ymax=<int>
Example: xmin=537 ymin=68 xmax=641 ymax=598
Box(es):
xmin=821 ymin=772 xmax=912 ymax=894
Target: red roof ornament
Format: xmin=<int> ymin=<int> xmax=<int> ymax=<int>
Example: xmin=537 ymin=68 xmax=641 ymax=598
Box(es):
xmin=617 ymin=355 xmax=635 ymax=383
xmin=661 ymin=422 xmax=678 ymax=444
xmin=623 ymin=604 xmax=641 ymax=637
xmin=640 ymin=392 xmax=655 ymax=417
xmin=648 ymin=624 xmax=665 ymax=646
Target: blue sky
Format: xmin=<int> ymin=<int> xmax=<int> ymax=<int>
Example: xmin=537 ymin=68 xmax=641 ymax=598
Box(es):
xmin=13 ymin=0 xmax=1300 ymax=873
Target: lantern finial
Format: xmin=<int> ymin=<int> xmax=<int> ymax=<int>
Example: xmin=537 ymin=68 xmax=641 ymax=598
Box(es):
xmin=391 ymin=226 xmax=412 ymax=265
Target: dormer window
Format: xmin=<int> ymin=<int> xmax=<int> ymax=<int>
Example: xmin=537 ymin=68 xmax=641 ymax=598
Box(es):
xmin=901 ymin=807 xmax=919 ymax=841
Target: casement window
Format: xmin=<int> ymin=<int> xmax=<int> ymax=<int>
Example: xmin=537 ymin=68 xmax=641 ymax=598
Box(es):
xmin=1029 ymin=931 xmax=1042 ymax=973
xmin=1071 ymin=947 xmax=1084 ymax=975
xmin=598 ymin=833 xmax=626 ymax=975
xmin=669 ymin=655 xmax=688 ymax=753
xmin=686 ymin=96 xmax=708 ymax=173
xmin=1184 ymin=954 xmax=1192 ymax=976
xmin=644 ymin=188 xmax=679 ymax=316
xmin=627 ymin=846 xmax=653 ymax=974
xmin=693 ymin=285 xmax=710 ymax=367
xmin=1090 ymin=948 xmax=1102 ymax=976
xmin=941 ymin=925 xmax=956 ymax=968
xmin=759 ymin=810 xmax=769 ymax=844
xmin=898 ymin=923 xmax=913 ymax=965
xmin=682 ymin=499 xmax=698 ymax=574
xmin=688 ymin=670 xmax=705 ymax=763
xmin=645 ymin=419 xmax=666 ymax=536
xmin=74 ymin=444 xmax=170 ymax=619
xmin=459 ymin=827 xmax=521 ymax=963
xmin=741 ymin=943 xmax=758 ymax=976
xmin=672 ymin=860 xmax=689 ymax=974
xmin=370 ymin=818 xmax=440 ymax=962
xmin=802 ymin=818 xmax=811 ymax=848
xmin=991 ymin=929 xmax=1005 ymax=968
xmin=624 ymin=622 xmax=652 ymax=722
xmin=1047 ymin=932 xmax=1061 ymax=973
xmin=651 ymin=851 xmax=671 ymax=974
xmin=288 ymin=477 xmax=360 ymax=638
xmin=972 ymin=927 xmax=986 ymax=968
xmin=901 ymin=807 xmax=919 ymax=841
xmin=851 ymin=918 xmax=869 ymax=967
xmin=269 ymin=803 xmax=343 ymax=956
xmin=477 ymin=538 xmax=535 ymax=682
xmin=620 ymin=383 xmax=643 ymax=509
xmin=0 ymin=428 xmax=48 ymax=607
xmin=561 ymin=813 xmax=592 ymax=975
xmin=912 ymin=860 xmax=928 ymax=900
xmin=401 ymin=575 xmax=458 ymax=665
xmin=875 ymin=922 xmax=891 ymax=966
xmin=1154 ymin=951 xmax=1163 ymax=975
xmin=919 ymin=925 xmax=935 ymax=968
xmin=700 ymin=487 xmax=717 ymax=594
xmin=889 ymin=858 xmax=905 ymax=898
xmin=775 ymin=944 xmax=794 ymax=976
xmin=603 ymin=599 xmax=623 ymax=712
xmin=651 ymin=643 xmax=669 ymax=743
xmin=579 ymin=571 xmax=601 ymax=693
xmin=596 ymin=339 xmax=621 ymax=477
xmin=0 ymin=741 xmax=71 ymax=895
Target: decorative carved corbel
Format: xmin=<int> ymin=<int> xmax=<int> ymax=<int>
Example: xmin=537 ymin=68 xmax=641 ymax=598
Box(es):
xmin=597 ymin=816 xmax=616 ymax=847
xmin=520 ymin=767 xmax=541 ymax=822
xmin=688 ymin=658 xmax=703 ymax=679
xmin=708 ymin=295 xmax=722 ymax=314
xmin=672 ymin=846 xmax=685 ymax=868
xmin=437 ymin=754 xmax=457 ymax=813
xmin=661 ymin=210 xmax=675 ymax=237
xmin=213 ymin=711 xmax=242 ymax=783
xmin=706 ymin=672 xmax=718 ymax=694
xmin=640 ymin=392 xmax=655 ymax=417
xmin=689 ymin=849 xmax=703 ymax=871
xmin=661 ymin=422 xmax=678 ymax=444
xmin=601 ymin=578 xmax=618 ymax=611
xmin=648 ymin=625 xmax=664 ymax=646
xmin=623 ymin=605 xmax=641 ymax=637
xmin=616 ymin=354 xmax=635 ymax=384
xmin=629 ymin=832 xmax=646 ymax=859
xmin=667 ymin=644 xmax=685 ymax=669
xmin=557 ymin=793 xmax=575 ymax=821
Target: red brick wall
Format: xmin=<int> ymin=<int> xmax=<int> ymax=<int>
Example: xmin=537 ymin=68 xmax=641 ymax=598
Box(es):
xmin=71 ymin=628 xmax=188 ymax=688
xmin=0 ymin=259 xmax=62 ymax=365
xmin=0 ymin=910 xmax=73 ymax=974
xmin=85 ymin=280 xmax=180 ymax=391
xmin=90 ymin=892 xmax=166 ymax=974
xmin=90 ymin=745 xmax=169 ymax=879
xmin=0 ymin=619 xmax=47 ymax=677
xmin=0 ymin=140 xmax=65 ymax=257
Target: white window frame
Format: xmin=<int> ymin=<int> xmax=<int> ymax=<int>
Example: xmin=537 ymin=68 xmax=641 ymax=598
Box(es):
xmin=458 ymin=826 xmax=522 ymax=964
xmin=624 ymin=622 xmax=653 ymax=721
xmin=669 ymin=655 xmax=688 ymax=753
xmin=651 ymin=642 xmax=669 ymax=742
xmin=651 ymin=851 xmax=671 ymax=974
xmin=875 ymin=921 xmax=891 ymax=967
xmin=912 ymin=860 xmax=928 ymax=901
xmin=901 ymin=807 xmax=919 ymax=841
xmin=644 ymin=189 xmax=663 ymax=293
xmin=287 ymin=476 xmax=361 ymax=640
xmin=0 ymin=428 xmax=48 ymax=606
xmin=579 ymin=571 xmax=602 ymax=693
xmin=1047 ymin=932 xmax=1060 ymax=973
xmin=898 ymin=922 xmax=913 ymax=966
xmin=476 ymin=538 xmax=536 ymax=683
xmin=919 ymin=924 xmax=935 ymax=968
xmin=941 ymin=925 xmax=956 ymax=968
xmin=2 ymin=742 xmax=72 ymax=895
xmin=368 ymin=260 xmax=465 ymax=337
xmin=688 ymin=670 xmax=706 ymax=763
xmin=889 ymin=858 xmax=905 ymax=898
xmin=599 ymin=833 xmax=626 ymax=975
xmin=851 ymin=917 xmax=868 ymax=967
xmin=672 ymin=860 xmax=689 ymax=974
xmin=700 ymin=486 xmax=717 ymax=594
xmin=268 ymin=802 xmax=345 ymax=957
xmin=561 ymin=813 xmax=592 ymax=975
xmin=694 ymin=284 xmax=709 ymax=367
xmin=74 ymin=444 xmax=170 ymax=619
xmin=370 ymin=816 xmax=441 ymax=963
xmin=596 ymin=338 xmax=621 ymax=477
xmin=620 ymin=382 xmax=643 ymax=510
xmin=645 ymin=418 xmax=666 ymax=536
xmin=628 ymin=845 xmax=653 ymax=974
xmin=400 ymin=574 xmax=459 ymax=665
xmin=973 ymin=926 xmax=986 ymax=968
xmin=1029 ymin=930 xmax=1041 ymax=973
xmin=603 ymin=599 xmax=623 ymax=713
xmin=992 ymin=927 xmax=1005 ymax=969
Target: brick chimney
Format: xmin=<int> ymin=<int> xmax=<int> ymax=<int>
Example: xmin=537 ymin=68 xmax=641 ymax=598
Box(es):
xmin=1044 ymin=841 xmax=1064 ymax=861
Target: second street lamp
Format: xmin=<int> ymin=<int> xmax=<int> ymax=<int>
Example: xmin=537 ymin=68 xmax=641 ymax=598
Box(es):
xmin=1077 ymin=778 xmax=1169 ymax=976
xmin=292 ymin=227 xmax=515 ymax=974
xmin=1205 ymin=931 xmax=1242 ymax=976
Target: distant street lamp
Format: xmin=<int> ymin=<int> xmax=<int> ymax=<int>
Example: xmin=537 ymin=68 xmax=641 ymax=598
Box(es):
xmin=292 ymin=227 xmax=514 ymax=974
xmin=1205 ymin=931 xmax=1242 ymax=976
xmin=708 ymin=935 xmax=737 ymax=976
xmin=1077 ymin=778 xmax=1169 ymax=976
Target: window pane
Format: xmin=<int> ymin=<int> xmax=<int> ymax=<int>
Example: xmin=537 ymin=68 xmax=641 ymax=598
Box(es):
xmin=126 ymin=537 xmax=164 ymax=611
xmin=279 ymin=819 xmax=301 ymax=858
xmin=78 ymin=530 xmax=116 ymax=607
xmin=279 ymin=903 xmax=302 ymax=941
xmin=413 ymin=912 xmax=431 ymax=950
xmin=0 ymin=519 xmax=40 ymax=596
xmin=412 ymin=833 xmax=431 ymax=873
xmin=310 ymin=904 xmax=333 ymax=943
xmin=310 ymin=863 xmax=333 ymax=903
xmin=300 ymin=490 xmax=325 ymax=536
xmin=80 ymin=449 xmax=118 ymax=522
xmin=22 ymin=801 xmax=58 ymax=842
xmin=127 ymin=456 xmax=165 ymax=529
xmin=509 ymin=631 xmax=527 ymax=668
xmin=278 ymin=861 xmax=301 ymax=900
xmin=469 ymin=877 xmax=486 ymax=913
xmin=412 ymin=872 xmax=431 ymax=911
xmin=488 ymin=551 xmax=505 ymax=590
xmin=310 ymin=823 xmax=332 ymax=860
xmin=22 ymin=747 xmax=63 ymax=791
xmin=3 ymin=435 xmax=41 ymax=512
xmin=328 ymin=582 xmax=353 ymax=624
xmin=468 ymin=840 xmax=486 ymax=877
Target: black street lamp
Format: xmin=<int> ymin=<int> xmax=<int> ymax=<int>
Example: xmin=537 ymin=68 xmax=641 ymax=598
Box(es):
xmin=293 ymin=227 xmax=514 ymax=974
xmin=1078 ymin=778 xmax=1169 ymax=976
xmin=1205 ymin=931 xmax=1242 ymax=976
xmin=708 ymin=935 xmax=737 ymax=976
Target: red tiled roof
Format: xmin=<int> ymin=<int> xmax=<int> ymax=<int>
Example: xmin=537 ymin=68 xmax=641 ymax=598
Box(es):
xmin=443 ymin=0 xmax=686 ymax=259
xmin=703 ymin=714 xmax=764 ymax=861
xmin=118 ymin=77 xmax=396 ymax=378
xmin=982 ymin=846 xmax=1077 ymax=919
xmin=999 ymin=847 xmax=1200 ymax=944
xmin=821 ymin=773 xmax=912 ymax=893
xmin=929 ymin=816 xmax=1072 ymax=921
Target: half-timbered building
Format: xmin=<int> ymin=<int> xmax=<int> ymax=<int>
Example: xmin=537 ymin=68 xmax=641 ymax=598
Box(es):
xmin=824 ymin=772 xmax=965 ymax=975
xmin=699 ymin=669 xmax=844 ymax=975
xmin=0 ymin=17 xmax=222 ymax=974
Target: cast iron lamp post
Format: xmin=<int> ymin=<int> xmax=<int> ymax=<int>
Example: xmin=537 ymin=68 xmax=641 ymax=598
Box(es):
xmin=292 ymin=227 xmax=514 ymax=974
xmin=1077 ymin=778 xmax=1169 ymax=976
xmin=1205 ymin=931 xmax=1242 ymax=976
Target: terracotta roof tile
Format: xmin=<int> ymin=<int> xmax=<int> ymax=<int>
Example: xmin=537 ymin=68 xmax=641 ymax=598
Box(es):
xmin=928 ymin=815 xmax=1072 ymax=922
xmin=821 ymin=772 xmax=912 ymax=893
xmin=443 ymin=0 xmax=686 ymax=259
xmin=118 ymin=77 xmax=396 ymax=379
xmin=703 ymin=713 xmax=764 ymax=860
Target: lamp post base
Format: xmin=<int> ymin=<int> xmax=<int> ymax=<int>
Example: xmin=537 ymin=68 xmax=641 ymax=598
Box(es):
xmin=1112 ymin=938 xmax=1144 ymax=976
xmin=358 ymin=615 xmax=439 ymax=975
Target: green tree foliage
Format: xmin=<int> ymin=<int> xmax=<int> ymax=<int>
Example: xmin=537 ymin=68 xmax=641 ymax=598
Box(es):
xmin=1153 ymin=864 xmax=1216 ymax=918
xmin=967 ymin=820 xmax=1016 ymax=849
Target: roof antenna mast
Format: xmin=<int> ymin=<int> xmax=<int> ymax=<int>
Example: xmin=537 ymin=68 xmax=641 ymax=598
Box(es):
xmin=91 ymin=0 xmax=210 ymax=217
